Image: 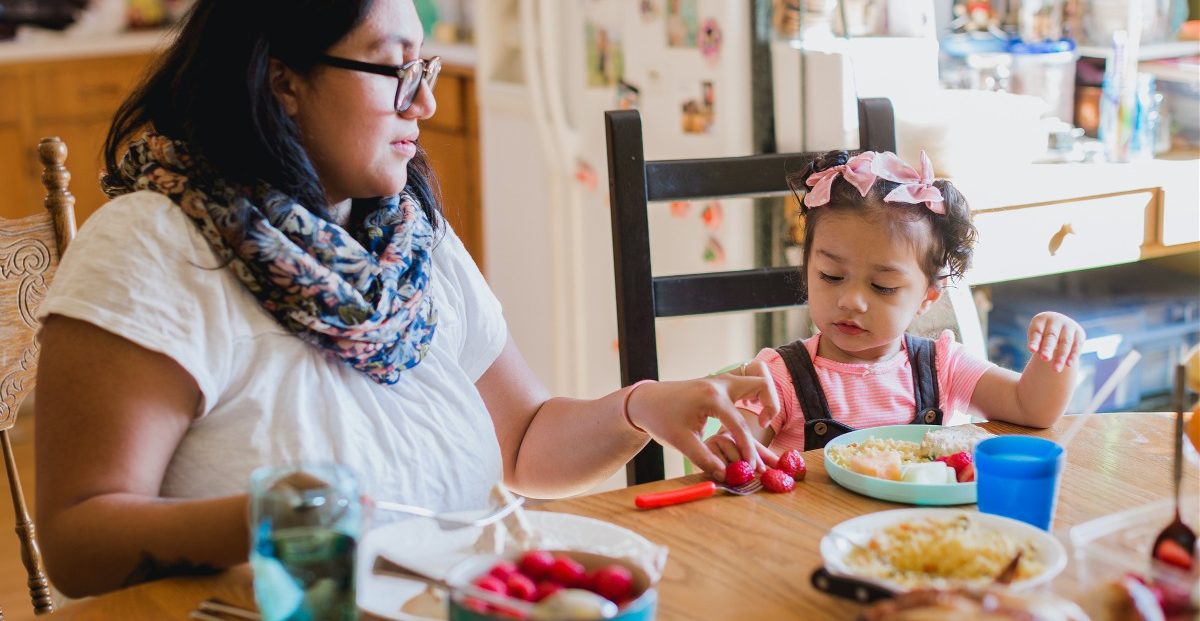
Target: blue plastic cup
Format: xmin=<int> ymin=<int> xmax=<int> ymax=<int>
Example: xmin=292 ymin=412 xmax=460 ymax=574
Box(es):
xmin=975 ymin=436 xmax=1065 ymax=531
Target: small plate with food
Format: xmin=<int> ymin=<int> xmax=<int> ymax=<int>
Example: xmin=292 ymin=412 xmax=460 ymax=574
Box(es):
xmin=820 ymin=509 xmax=1067 ymax=595
xmin=824 ymin=424 xmax=995 ymax=505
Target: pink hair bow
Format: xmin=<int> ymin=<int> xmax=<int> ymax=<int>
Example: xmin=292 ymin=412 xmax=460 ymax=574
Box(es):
xmin=871 ymin=150 xmax=944 ymax=214
xmin=803 ymin=151 xmax=877 ymax=208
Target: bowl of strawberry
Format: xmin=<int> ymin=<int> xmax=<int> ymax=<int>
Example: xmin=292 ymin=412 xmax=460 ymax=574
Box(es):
xmin=444 ymin=549 xmax=657 ymax=620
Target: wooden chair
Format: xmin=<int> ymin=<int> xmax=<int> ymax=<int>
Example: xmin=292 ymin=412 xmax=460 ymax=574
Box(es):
xmin=0 ymin=137 xmax=77 ymax=616
xmin=607 ymin=98 xmax=981 ymax=485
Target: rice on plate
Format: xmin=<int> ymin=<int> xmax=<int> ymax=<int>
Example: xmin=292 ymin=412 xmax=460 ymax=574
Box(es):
xmin=821 ymin=509 xmax=1067 ymax=594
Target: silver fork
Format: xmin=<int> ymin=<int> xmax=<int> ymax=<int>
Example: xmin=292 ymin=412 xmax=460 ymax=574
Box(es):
xmin=372 ymin=495 xmax=526 ymax=530
xmin=634 ymin=478 xmax=763 ymax=509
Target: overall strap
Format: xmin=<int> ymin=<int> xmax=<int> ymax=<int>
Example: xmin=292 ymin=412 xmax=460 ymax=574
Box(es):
xmin=904 ymin=333 xmax=943 ymax=425
xmin=775 ymin=340 xmax=833 ymax=423
xmin=776 ymin=340 xmax=855 ymax=450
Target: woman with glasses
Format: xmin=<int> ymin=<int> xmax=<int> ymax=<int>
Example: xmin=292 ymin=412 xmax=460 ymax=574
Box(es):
xmin=31 ymin=0 xmax=780 ymax=597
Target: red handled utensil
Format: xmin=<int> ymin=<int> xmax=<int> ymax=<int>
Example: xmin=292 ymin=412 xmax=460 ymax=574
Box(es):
xmin=634 ymin=478 xmax=762 ymax=509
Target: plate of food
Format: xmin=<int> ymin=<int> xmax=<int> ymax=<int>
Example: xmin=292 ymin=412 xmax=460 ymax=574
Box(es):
xmin=824 ymin=424 xmax=996 ymax=505
xmin=357 ymin=494 xmax=667 ymax=620
xmin=821 ymin=509 xmax=1067 ymax=595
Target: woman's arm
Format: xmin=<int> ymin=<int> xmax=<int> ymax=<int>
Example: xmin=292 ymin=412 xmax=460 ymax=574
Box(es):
xmin=968 ymin=312 xmax=1084 ymax=428
xmin=34 ymin=316 xmax=250 ymax=597
xmin=476 ymin=338 xmax=780 ymax=498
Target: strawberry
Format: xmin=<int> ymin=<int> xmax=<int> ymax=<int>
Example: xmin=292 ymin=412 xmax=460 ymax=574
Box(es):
xmin=488 ymin=560 xmax=520 ymax=583
xmin=473 ymin=574 xmax=508 ymax=595
xmin=506 ymin=572 xmax=538 ymax=601
xmin=1153 ymin=539 xmax=1194 ymax=571
xmin=590 ymin=564 xmax=634 ymax=602
xmin=518 ymin=550 xmax=555 ymax=580
xmin=724 ymin=460 xmax=755 ymax=487
xmin=461 ymin=597 xmax=491 ymax=614
xmin=534 ymin=580 xmax=564 ymax=602
xmin=761 ymin=468 xmax=796 ymax=493
xmin=549 ymin=555 xmax=588 ymax=587
xmin=936 ymin=451 xmax=974 ymax=483
xmin=777 ymin=450 xmax=806 ymax=481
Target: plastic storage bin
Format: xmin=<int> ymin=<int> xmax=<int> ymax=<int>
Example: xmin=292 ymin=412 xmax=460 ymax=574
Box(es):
xmin=988 ymin=289 xmax=1200 ymax=413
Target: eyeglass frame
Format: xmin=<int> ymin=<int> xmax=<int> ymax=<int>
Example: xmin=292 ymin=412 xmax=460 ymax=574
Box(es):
xmin=315 ymin=54 xmax=442 ymax=113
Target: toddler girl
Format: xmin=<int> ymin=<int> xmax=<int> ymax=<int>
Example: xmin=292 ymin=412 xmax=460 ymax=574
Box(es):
xmin=706 ymin=150 xmax=1084 ymax=468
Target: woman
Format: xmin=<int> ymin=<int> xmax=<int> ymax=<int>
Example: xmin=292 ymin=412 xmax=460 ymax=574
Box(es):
xmin=33 ymin=0 xmax=778 ymax=597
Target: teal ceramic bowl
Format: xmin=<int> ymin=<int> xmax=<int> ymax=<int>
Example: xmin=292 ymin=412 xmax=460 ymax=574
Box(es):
xmin=823 ymin=425 xmax=976 ymax=506
xmin=445 ymin=550 xmax=657 ymax=621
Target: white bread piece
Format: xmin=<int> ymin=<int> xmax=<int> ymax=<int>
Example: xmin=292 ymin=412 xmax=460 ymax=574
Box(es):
xmin=921 ymin=425 xmax=996 ymax=459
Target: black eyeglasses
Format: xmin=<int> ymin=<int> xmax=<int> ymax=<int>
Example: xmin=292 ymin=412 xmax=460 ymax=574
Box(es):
xmin=316 ymin=54 xmax=442 ymax=113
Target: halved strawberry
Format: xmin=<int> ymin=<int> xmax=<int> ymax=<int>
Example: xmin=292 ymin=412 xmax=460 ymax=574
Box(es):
xmin=936 ymin=451 xmax=974 ymax=483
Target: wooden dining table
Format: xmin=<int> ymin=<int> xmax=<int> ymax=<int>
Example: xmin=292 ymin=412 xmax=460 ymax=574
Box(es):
xmin=48 ymin=412 xmax=1198 ymax=620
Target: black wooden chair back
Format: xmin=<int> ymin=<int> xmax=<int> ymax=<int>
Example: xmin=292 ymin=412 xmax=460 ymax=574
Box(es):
xmin=606 ymin=98 xmax=897 ymax=485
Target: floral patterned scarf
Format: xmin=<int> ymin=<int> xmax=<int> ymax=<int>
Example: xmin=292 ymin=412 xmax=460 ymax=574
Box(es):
xmin=103 ymin=132 xmax=437 ymax=385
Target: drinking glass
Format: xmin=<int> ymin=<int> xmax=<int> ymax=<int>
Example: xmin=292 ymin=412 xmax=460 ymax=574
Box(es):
xmin=250 ymin=463 xmax=361 ymax=621
xmin=975 ymin=436 xmax=1065 ymax=531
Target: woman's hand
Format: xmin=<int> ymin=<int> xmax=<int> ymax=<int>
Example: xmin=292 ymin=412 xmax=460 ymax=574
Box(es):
xmin=704 ymin=430 xmax=778 ymax=473
xmin=626 ymin=360 xmax=780 ymax=481
xmin=1027 ymin=311 xmax=1086 ymax=373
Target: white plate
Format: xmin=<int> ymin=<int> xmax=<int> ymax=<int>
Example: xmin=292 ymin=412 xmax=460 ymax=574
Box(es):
xmin=358 ymin=510 xmax=666 ymax=621
xmin=819 ymin=508 xmax=1067 ymax=594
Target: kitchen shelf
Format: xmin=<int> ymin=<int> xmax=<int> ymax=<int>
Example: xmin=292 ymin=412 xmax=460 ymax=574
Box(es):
xmin=1077 ymin=39 xmax=1200 ymax=61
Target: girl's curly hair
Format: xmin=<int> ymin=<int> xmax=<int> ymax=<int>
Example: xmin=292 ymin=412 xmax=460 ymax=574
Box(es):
xmin=786 ymin=150 xmax=977 ymax=293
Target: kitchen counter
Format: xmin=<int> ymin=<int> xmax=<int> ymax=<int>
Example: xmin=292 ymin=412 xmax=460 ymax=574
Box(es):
xmin=0 ymin=28 xmax=476 ymax=67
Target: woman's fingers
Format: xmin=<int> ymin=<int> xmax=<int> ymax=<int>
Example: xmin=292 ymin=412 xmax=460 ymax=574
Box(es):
xmin=727 ymin=362 xmax=780 ymax=427
xmin=709 ymin=395 xmax=766 ymax=472
xmin=676 ymin=433 xmax=730 ymax=481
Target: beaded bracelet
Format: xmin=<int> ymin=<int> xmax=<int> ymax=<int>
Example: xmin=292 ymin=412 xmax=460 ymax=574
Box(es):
xmin=621 ymin=379 xmax=657 ymax=433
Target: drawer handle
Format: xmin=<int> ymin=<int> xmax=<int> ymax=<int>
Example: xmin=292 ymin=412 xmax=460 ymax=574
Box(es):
xmin=1048 ymin=223 xmax=1074 ymax=256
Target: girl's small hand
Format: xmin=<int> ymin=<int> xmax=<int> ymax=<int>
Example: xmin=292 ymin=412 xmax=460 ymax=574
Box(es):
xmin=1027 ymin=312 xmax=1086 ymax=373
xmin=628 ymin=360 xmax=780 ymax=480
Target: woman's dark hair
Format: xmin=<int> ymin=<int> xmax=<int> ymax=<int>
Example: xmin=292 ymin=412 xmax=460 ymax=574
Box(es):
xmin=787 ymin=150 xmax=976 ymax=293
xmin=103 ymin=0 xmax=441 ymax=228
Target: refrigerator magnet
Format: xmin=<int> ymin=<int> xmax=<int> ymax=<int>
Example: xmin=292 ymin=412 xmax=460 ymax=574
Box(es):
xmin=670 ymin=201 xmax=691 ymax=218
xmin=574 ymin=159 xmax=598 ymax=193
xmin=679 ymin=80 xmax=714 ymax=134
xmin=639 ymin=0 xmax=659 ymax=21
xmin=666 ymin=0 xmax=698 ymax=47
xmin=699 ymin=18 xmax=722 ymax=65
xmin=585 ymin=21 xmax=623 ymax=87
xmin=701 ymin=201 xmax=723 ymax=231
xmin=616 ymin=80 xmax=641 ymax=110
xmin=703 ymin=237 xmax=726 ymax=266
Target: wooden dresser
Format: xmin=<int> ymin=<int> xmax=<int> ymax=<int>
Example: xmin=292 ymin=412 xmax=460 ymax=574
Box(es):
xmin=0 ymin=34 xmax=483 ymax=270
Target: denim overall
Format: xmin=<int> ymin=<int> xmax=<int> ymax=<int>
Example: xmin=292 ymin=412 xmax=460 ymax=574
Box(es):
xmin=775 ymin=333 xmax=944 ymax=451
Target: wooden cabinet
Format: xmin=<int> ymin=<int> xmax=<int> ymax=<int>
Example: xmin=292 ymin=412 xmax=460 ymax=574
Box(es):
xmin=968 ymin=191 xmax=1156 ymax=285
xmin=0 ymin=51 xmax=484 ymax=271
xmin=0 ymin=53 xmax=155 ymax=224
xmin=421 ymin=63 xmax=483 ymax=272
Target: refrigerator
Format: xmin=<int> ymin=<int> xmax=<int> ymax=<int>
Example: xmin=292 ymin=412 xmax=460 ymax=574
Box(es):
xmin=476 ymin=0 xmax=764 ymax=485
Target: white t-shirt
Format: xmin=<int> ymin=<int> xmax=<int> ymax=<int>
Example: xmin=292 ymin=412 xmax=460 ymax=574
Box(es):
xmin=37 ymin=190 xmax=507 ymax=512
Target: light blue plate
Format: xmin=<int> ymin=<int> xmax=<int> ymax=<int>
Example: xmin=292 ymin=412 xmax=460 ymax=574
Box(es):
xmin=823 ymin=425 xmax=976 ymax=506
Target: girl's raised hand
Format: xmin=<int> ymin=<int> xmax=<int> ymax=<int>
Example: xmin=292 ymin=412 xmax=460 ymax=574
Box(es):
xmin=627 ymin=360 xmax=780 ymax=481
xmin=1028 ymin=311 xmax=1086 ymax=373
